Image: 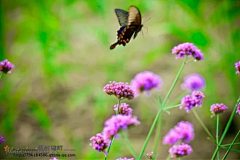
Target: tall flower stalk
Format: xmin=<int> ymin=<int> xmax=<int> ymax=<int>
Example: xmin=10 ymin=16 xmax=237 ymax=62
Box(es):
xmin=138 ymin=57 xmax=188 ymax=159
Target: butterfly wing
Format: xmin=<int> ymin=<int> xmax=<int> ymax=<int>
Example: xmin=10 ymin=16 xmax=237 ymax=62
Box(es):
xmin=110 ymin=26 xmax=136 ymax=50
xmin=115 ymin=9 xmax=128 ymax=26
xmin=128 ymin=6 xmax=143 ymax=39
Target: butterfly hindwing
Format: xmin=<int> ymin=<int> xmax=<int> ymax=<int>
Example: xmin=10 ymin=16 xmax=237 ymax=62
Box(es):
xmin=115 ymin=9 xmax=128 ymax=26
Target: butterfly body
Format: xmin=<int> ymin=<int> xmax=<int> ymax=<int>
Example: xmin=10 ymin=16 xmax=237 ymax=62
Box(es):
xmin=110 ymin=6 xmax=142 ymax=50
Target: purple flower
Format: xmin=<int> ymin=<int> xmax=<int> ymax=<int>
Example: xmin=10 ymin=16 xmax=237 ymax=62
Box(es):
xmin=146 ymin=151 xmax=154 ymax=159
xmin=49 ymin=158 xmax=58 ymax=160
xmin=89 ymin=133 xmax=110 ymax=154
xmin=181 ymin=73 xmax=205 ymax=91
xmin=180 ymin=91 xmax=205 ymax=112
xmin=103 ymin=81 xmax=136 ymax=100
xmin=114 ymin=103 xmax=133 ymax=115
xmin=0 ymin=59 xmax=14 ymax=74
xmin=210 ymin=103 xmax=228 ymax=118
xmin=102 ymin=115 xmax=140 ymax=140
xmin=172 ymin=42 xmax=204 ymax=61
xmin=116 ymin=158 xmax=134 ymax=160
xmin=131 ymin=71 xmax=163 ymax=96
xmin=163 ymin=121 xmax=194 ymax=145
xmin=0 ymin=135 xmax=6 ymax=144
xmin=236 ymin=104 xmax=240 ymax=115
xmin=169 ymin=143 xmax=193 ymax=158
xmin=235 ymin=61 xmax=240 ymax=75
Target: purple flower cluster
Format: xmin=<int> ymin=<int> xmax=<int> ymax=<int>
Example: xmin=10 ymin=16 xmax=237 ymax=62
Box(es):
xmin=180 ymin=91 xmax=205 ymax=112
xmin=210 ymin=103 xmax=228 ymax=118
xmin=89 ymin=133 xmax=110 ymax=153
xmin=169 ymin=143 xmax=193 ymax=158
xmin=181 ymin=73 xmax=205 ymax=91
xmin=146 ymin=151 xmax=154 ymax=159
xmin=130 ymin=71 xmax=163 ymax=96
xmin=236 ymin=103 xmax=240 ymax=115
xmin=114 ymin=103 xmax=133 ymax=115
xmin=0 ymin=135 xmax=5 ymax=144
xmin=102 ymin=115 xmax=140 ymax=139
xmin=103 ymin=81 xmax=136 ymax=100
xmin=163 ymin=121 xmax=194 ymax=145
xmin=116 ymin=158 xmax=134 ymax=160
xmin=0 ymin=59 xmax=14 ymax=74
xmin=49 ymin=158 xmax=58 ymax=160
xmin=172 ymin=42 xmax=204 ymax=61
xmin=235 ymin=61 xmax=240 ymax=75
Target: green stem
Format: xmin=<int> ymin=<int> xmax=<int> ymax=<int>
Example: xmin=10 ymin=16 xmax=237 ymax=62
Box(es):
xmin=164 ymin=104 xmax=182 ymax=110
xmin=138 ymin=58 xmax=187 ymax=160
xmin=138 ymin=109 xmax=162 ymax=159
xmin=192 ymin=109 xmax=216 ymax=144
xmin=104 ymin=137 xmax=114 ymax=160
xmin=216 ymin=115 xmax=219 ymax=160
xmin=117 ymin=99 xmax=121 ymax=115
xmin=153 ymin=112 xmax=162 ymax=159
xmin=222 ymin=130 xmax=240 ymax=159
xmin=161 ymin=57 xmax=187 ymax=108
xmin=105 ymin=99 xmax=121 ymax=160
xmin=212 ymin=97 xmax=240 ymax=159
xmin=221 ymin=142 xmax=240 ymax=147
xmin=121 ymin=132 xmax=138 ymax=159
xmin=0 ymin=72 xmax=2 ymax=79
xmin=221 ymin=146 xmax=240 ymax=153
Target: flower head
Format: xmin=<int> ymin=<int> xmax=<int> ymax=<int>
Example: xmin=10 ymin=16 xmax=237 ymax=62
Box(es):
xmin=146 ymin=151 xmax=154 ymax=159
xmin=181 ymin=73 xmax=205 ymax=91
xmin=102 ymin=115 xmax=140 ymax=139
xmin=169 ymin=143 xmax=193 ymax=158
xmin=0 ymin=135 xmax=6 ymax=144
xmin=235 ymin=61 xmax=240 ymax=75
xmin=172 ymin=42 xmax=204 ymax=60
xmin=103 ymin=81 xmax=136 ymax=100
xmin=180 ymin=91 xmax=205 ymax=112
xmin=0 ymin=59 xmax=14 ymax=74
xmin=163 ymin=121 xmax=194 ymax=145
xmin=131 ymin=71 xmax=163 ymax=96
xmin=90 ymin=133 xmax=110 ymax=154
xmin=49 ymin=158 xmax=58 ymax=160
xmin=236 ymin=103 xmax=240 ymax=115
xmin=210 ymin=103 xmax=228 ymax=118
xmin=114 ymin=103 xmax=133 ymax=115
xmin=116 ymin=158 xmax=134 ymax=160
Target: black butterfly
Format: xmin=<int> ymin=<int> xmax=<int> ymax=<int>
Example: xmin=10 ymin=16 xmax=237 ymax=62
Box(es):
xmin=110 ymin=6 xmax=143 ymax=50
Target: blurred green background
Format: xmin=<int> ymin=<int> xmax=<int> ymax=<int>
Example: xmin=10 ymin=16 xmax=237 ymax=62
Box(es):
xmin=0 ymin=0 xmax=240 ymax=159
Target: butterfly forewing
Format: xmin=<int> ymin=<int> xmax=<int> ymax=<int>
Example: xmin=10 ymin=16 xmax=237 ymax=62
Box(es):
xmin=127 ymin=6 xmax=142 ymax=26
xmin=115 ymin=9 xmax=128 ymax=27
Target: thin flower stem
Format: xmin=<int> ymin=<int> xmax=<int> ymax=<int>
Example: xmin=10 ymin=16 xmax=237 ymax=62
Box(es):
xmin=192 ymin=109 xmax=216 ymax=144
xmin=0 ymin=72 xmax=2 ymax=79
xmin=212 ymin=97 xmax=240 ymax=160
xmin=222 ymin=130 xmax=240 ymax=159
xmin=117 ymin=99 xmax=121 ymax=115
xmin=216 ymin=115 xmax=220 ymax=160
xmin=138 ymin=109 xmax=162 ymax=159
xmin=153 ymin=111 xmax=162 ymax=159
xmin=105 ymin=99 xmax=121 ymax=160
xmin=164 ymin=104 xmax=182 ymax=110
xmin=166 ymin=92 xmax=186 ymax=108
xmin=161 ymin=57 xmax=187 ymax=108
xmin=221 ymin=146 xmax=240 ymax=153
xmin=104 ymin=137 xmax=114 ymax=160
xmin=121 ymin=132 xmax=138 ymax=159
xmin=158 ymin=95 xmax=162 ymax=105
xmin=221 ymin=142 xmax=240 ymax=147
xmin=138 ymin=58 xmax=187 ymax=160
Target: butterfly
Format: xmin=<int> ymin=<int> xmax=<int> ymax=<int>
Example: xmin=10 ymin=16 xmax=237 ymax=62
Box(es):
xmin=110 ymin=6 xmax=143 ymax=50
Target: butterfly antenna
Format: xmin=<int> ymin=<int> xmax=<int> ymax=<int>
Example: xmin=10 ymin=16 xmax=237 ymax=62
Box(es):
xmin=143 ymin=17 xmax=151 ymax=24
